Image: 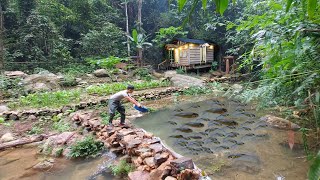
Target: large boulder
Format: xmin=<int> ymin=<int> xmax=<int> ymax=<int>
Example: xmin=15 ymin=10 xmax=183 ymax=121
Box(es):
xmin=260 ymin=115 xmax=300 ymax=130
xmin=23 ymin=73 xmax=60 ymax=93
xmin=0 ymin=132 xmax=15 ymax=143
xmin=93 ymin=69 xmax=109 ymax=77
xmin=0 ymin=105 xmax=9 ymax=114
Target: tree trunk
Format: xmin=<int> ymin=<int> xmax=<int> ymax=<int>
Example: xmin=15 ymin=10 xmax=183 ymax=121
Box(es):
xmin=0 ymin=3 xmax=4 ymax=73
xmin=0 ymin=135 xmax=45 ymax=150
xmin=137 ymin=0 xmax=142 ymax=31
xmin=125 ymin=1 xmax=130 ymax=57
xmin=138 ymin=48 xmax=142 ymax=67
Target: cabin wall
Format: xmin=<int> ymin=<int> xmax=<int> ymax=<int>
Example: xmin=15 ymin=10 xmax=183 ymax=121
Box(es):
xmin=189 ymin=45 xmax=201 ymax=65
xmin=206 ymin=48 xmax=214 ymax=62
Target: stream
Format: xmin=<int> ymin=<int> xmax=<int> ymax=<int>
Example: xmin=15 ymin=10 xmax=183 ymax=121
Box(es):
xmin=135 ymin=96 xmax=309 ymax=180
xmin=0 ymin=147 xmax=119 ymax=180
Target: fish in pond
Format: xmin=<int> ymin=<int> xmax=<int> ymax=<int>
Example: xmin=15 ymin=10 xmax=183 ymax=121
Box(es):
xmin=174 ymin=112 xmax=199 ymax=118
xmin=208 ymin=121 xmax=222 ymax=126
xmin=204 ymin=137 xmax=220 ymax=144
xmin=206 ymin=108 xmax=227 ymax=114
xmin=190 ymin=104 xmax=200 ymax=108
xmin=205 ymin=128 xmax=219 ymax=133
xmin=216 ymin=119 xmax=239 ymax=126
xmin=173 ymin=108 xmax=184 ymax=112
xmin=174 ymin=127 xmax=193 ymax=133
xmin=228 ymin=153 xmax=246 ymax=159
xmin=188 ymin=136 xmax=203 ymax=140
xmin=185 ymin=122 xmax=205 ymax=128
xmin=167 ymin=121 xmax=178 ymax=125
xmin=226 ymin=132 xmax=240 ymax=138
xmin=169 ymin=134 xmax=184 ymax=139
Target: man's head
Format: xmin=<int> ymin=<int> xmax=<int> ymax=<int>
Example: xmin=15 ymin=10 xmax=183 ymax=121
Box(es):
xmin=127 ymin=85 xmax=135 ymax=93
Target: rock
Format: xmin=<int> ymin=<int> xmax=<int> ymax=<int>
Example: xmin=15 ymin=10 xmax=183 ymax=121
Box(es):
xmin=174 ymin=112 xmax=199 ymax=118
xmin=143 ymin=157 xmax=156 ymax=168
xmin=141 ymin=152 xmax=153 ymax=159
xmin=132 ymin=156 xmax=143 ymax=166
xmin=170 ymin=157 xmax=194 ymax=171
xmin=128 ymin=171 xmax=150 ymax=180
xmin=232 ymin=84 xmax=243 ymax=93
xmin=165 ymin=176 xmax=177 ymax=180
xmin=149 ymin=143 xmax=163 ymax=154
xmin=149 ymin=169 xmax=164 ymax=180
xmin=1 ymin=133 xmax=15 ymax=142
xmin=9 ymin=113 xmax=19 ymax=121
xmin=0 ymin=105 xmax=9 ymax=114
xmin=261 ymin=115 xmax=300 ymax=130
xmin=93 ymin=69 xmax=109 ymax=77
xmin=33 ymin=159 xmax=54 ymax=170
xmin=210 ymin=71 xmax=223 ymax=77
xmin=23 ymin=74 xmax=60 ymax=93
xmin=110 ymin=147 xmax=124 ymax=155
xmin=177 ymin=169 xmax=200 ymax=180
xmin=5 ymin=71 xmax=27 ymax=78
xmin=115 ymin=62 xmax=127 ymax=69
xmin=27 ymin=115 xmax=37 ymax=121
xmin=165 ymin=71 xmax=204 ymax=87
xmin=154 ymin=152 xmax=169 ymax=165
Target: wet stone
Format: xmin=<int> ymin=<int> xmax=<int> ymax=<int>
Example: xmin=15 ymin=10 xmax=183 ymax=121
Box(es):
xmin=174 ymin=112 xmax=199 ymax=118
xmin=230 ymin=153 xmax=261 ymax=174
xmin=206 ymin=108 xmax=227 ymax=114
xmin=175 ymin=127 xmax=193 ymax=133
xmin=184 ymin=122 xmax=204 ymax=128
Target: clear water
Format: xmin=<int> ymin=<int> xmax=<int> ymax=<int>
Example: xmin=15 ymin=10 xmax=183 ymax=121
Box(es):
xmin=134 ymin=97 xmax=309 ymax=180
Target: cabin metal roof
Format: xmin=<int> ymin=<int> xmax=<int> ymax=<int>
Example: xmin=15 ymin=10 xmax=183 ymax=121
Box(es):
xmin=175 ymin=38 xmax=213 ymax=44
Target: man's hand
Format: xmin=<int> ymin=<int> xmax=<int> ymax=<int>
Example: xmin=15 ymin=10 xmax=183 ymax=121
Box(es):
xmin=137 ymin=103 xmax=142 ymax=107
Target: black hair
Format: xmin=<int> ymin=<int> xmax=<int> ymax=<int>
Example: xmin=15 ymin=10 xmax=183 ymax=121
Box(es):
xmin=127 ymin=85 xmax=135 ymax=90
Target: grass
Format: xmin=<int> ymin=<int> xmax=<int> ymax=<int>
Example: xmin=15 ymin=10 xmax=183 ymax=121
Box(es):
xmin=183 ymin=86 xmax=212 ymax=96
xmin=109 ymin=160 xmax=135 ymax=177
xmin=9 ymin=90 xmax=81 ymax=109
xmin=8 ymin=80 xmax=170 ymax=109
xmin=86 ymin=80 xmax=170 ymax=96
xmin=52 ymin=120 xmax=72 ymax=132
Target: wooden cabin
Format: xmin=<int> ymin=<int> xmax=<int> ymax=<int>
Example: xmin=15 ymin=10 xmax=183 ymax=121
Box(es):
xmin=164 ymin=38 xmax=216 ymax=70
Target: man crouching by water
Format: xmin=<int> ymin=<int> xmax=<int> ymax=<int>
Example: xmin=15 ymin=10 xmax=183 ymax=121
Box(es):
xmin=108 ymin=85 xmax=141 ymax=127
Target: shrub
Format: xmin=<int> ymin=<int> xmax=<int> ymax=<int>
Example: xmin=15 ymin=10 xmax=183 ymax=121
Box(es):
xmin=68 ymin=136 xmax=104 ymax=158
xmin=109 ymin=160 xmax=135 ymax=177
xmin=87 ymin=56 xmax=128 ymax=69
xmin=183 ymin=86 xmax=212 ymax=96
xmin=60 ymin=74 xmax=78 ymax=87
xmin=52 ymin=120 xmax=71 ymax=133
xmin=134 ymin=68 xmax=153 ymax=81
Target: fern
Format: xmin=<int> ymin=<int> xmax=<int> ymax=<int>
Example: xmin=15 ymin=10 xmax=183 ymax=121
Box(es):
xmin=309 ymin=151 xmax=320 ymax=180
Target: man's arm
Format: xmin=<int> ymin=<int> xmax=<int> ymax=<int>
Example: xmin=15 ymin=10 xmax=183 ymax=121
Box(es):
xmin=125 ymin=96 xmax=141 ymax=107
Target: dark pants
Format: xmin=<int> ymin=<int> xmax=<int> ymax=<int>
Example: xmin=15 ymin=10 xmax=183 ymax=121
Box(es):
xmin=108 ymin=99 xmax=125 ymax=124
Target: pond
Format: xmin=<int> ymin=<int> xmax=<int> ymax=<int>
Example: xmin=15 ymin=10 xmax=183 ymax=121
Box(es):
xmin=0 ymin=146 xmax=120 ymax=180
xmin=134 ymin=97 xmax=309 ymax=179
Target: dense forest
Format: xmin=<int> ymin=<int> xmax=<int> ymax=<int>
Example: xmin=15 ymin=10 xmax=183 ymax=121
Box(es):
xmin=0 ymin=0 xmax=320 ymax=178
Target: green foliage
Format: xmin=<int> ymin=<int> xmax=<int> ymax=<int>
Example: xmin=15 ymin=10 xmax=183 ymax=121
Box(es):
xmin=153 ymin=26 xmax=188 ymax=47
xmin=308 ymin=151 xmax=320 ymax=180
xmin=52 ymin=120 xmax=71 ymax=133
xmin=87 ymin=56 xmax=128 ymax=69
xmin=68 ymin=136 xmax=104 ymax=158
xmin=176 ymin=67 xmax=186 ymax=74
xmin=86 ymin=80 xmax=170 ymax=96
xmin=28 ymin=126 xmax=43 ymax=135
xmin=100 ymin=112 xmax=120 ymax=125
xmin=134 ymin=68 xmax=153 ymax=81
xmin=109 ymin=160 xmax=135 ymax=177
xmin=11 ymin=90 xmax=81 ymax=109
xmin=0 ymin=117 xmax=5 ymax=124
xmin=0 ymin=75 xmax=25 ymax=98
xmin=81 ymin=23 xmax=126 ymax=57
xmin=54 ymin=147 xmax=64 ymax=157
xmin=183 ymin=86 xmax=212 ymax=96
xmin=60 ymin=74 xmax=78 ymax=87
